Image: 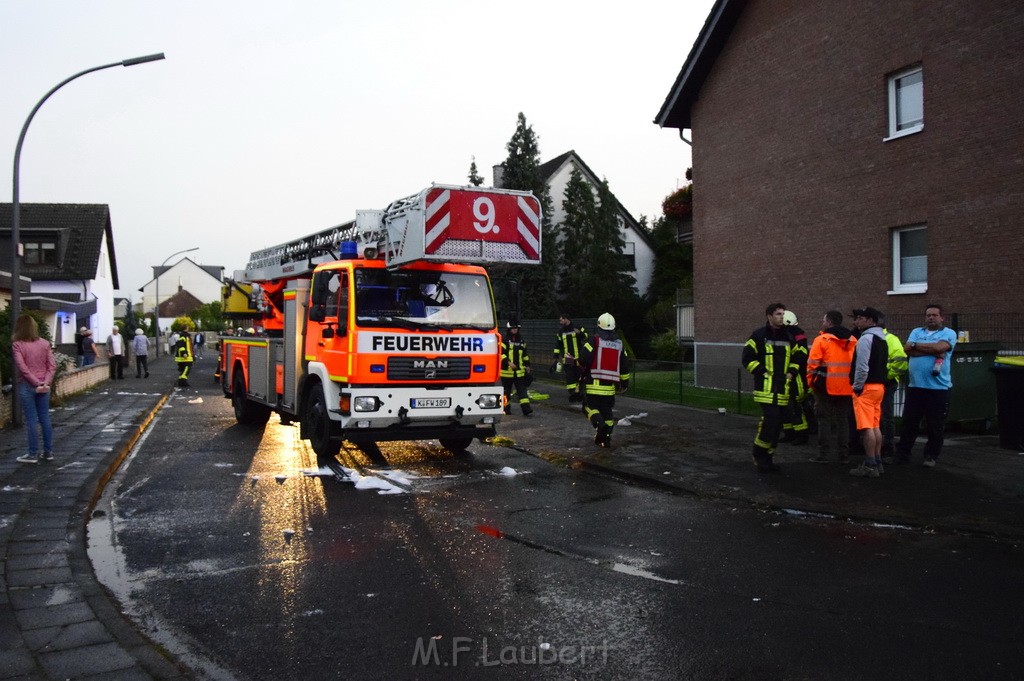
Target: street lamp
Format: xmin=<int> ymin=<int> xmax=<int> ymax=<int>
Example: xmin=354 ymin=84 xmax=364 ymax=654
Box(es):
xmin=155 ymin=247 xmax=198 ymax=357
xmin=8 ymin=52 xmax=165 ymax=426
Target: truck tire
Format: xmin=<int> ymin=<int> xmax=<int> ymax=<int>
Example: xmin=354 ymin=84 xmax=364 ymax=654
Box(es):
xmin=439 ymin=436 xmax=474 ymax=454
xmin=233 ymin=369 xmax=271 ymax=426
xmin=304 ymin=386 xmax=341 ymax=463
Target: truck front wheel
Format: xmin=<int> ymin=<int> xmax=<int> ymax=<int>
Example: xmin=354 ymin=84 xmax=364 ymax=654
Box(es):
xmin=233 ymin=369 xmax=271 ymax=426
xmin=439 ymin=436 xmax=474 ymax=454
xmin=305 ymin=386 xmax=341 ymax=464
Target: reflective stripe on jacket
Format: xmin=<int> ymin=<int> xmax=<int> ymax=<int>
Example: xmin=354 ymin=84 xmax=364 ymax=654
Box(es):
xmin=554 ymin=327 xmax=586 ymax=361
xmin=500 ymin=337 xmax=530 ymax=378
xmin=807 ymin=329 xmax=856 ymax=396
xmin=742 ymin=324 xmax=802 ymax=405
xmin=579 ymin=329 xmax=632 ymax=396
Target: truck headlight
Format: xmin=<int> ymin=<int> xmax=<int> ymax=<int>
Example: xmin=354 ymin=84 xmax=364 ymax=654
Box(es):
xmin=476 ymin=394 xmax=501 ymax=409
xmin=353 ymin=396 xmax=381 ymax=412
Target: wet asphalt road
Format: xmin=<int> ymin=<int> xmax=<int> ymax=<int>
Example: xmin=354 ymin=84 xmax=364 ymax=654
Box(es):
xmin=89 ymin=370 xmax=1024 ymax=680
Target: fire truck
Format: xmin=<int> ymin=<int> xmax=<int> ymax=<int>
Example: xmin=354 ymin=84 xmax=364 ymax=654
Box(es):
xmin=219 ymin=184 xmax=542 ymax=464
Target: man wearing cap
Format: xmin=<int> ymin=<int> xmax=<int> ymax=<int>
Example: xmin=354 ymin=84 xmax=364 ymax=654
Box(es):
xmin=849 ymin=308 xmax=889 ymax=477
xmin=893 ymin=304 xmax=957 ymax=467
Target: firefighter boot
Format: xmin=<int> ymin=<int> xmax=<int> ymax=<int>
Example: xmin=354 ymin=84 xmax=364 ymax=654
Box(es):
xmin=752 ymin=445 xmax=780 ymax=473
xmin=595 ymin=423 xmax=612 ymax=448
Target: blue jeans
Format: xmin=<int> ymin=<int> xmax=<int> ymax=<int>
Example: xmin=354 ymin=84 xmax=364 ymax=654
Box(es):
xmin=18 ymin=382 xmax=53 ymax=456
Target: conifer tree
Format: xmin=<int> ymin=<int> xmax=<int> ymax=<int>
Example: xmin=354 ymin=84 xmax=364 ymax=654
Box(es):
xmin=467 ymin=157 xmax=484 ymax=187
xmin=491 ymin=113 xmax=558 ymax=318
xmin=557 ymin=167 xmax=597 ymax=310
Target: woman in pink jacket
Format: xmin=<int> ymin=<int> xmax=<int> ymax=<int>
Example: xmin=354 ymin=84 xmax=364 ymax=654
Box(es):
xmin=12 ymin=314 xmax=56 ymax=464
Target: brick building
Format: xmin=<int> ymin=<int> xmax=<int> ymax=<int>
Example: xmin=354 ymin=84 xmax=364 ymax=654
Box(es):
xmin=655 ymin=0 xmax=1024 ymax=387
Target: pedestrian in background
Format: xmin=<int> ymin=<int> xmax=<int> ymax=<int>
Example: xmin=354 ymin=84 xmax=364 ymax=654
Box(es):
xmin=133 ymin=328 xmax=150 ymax=378
xmin=75 ymin=326 xmax=87 ymax=367
xmin=579 ymin=313 xmax=632 ymax=448
xmin=880 ymin=317 xmax=909 ymax=462
xmin=551 ymin=314 xmax=586 ymax=403
xmin=893 ymin=304 xmax=957 ymax=467
xmin=12 ymin=313 xmax=56 ymax=464
xmin=193 ymin=330 xmax=205 ymax=359
xmin=805 ymin=310 xmax=855 ymax=464
xmin=500 ymin=320 xmax=533 ymax=417
xmin=106 ymin=326 xmax=125 ymax=380
xmin=81 ymin=329 xmax=97 ymax=366
xmin=849 ymin=308 xmax=889 ymax=477
xmin=742 ymin=303 xmax=803 ymax=472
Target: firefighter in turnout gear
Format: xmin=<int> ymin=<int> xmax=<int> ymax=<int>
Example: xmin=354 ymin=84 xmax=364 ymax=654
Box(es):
xmin=174 ymin=331 xmax=195 ymax=387
xmin=780 ymin=310 xmax=814 ymax=444
xmin=743 ymin=303 xmax=805 ymax=472
xmin=500 ymin=320 xmax=533 ymax=416
xmin=552 ymin=314 xmax=587 ymax=403
xmin=578 ymin=313 xmax=632 ymax=448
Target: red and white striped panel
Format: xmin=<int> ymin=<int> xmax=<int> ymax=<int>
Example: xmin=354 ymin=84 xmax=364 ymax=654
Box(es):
xmin=424 ymin=188 xmax=541 ymax=263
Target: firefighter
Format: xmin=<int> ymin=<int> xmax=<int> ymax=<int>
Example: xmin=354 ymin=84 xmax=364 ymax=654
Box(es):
xmin=743 ymin=303 xmax=804 ymax=472
xmin=780 ymin=310 xmax=814 ymax=444
xmin=551 ymin=314 xmax=587 ymax=403
xmin=500 ymin=320 xmax=533 ymax=417
xmin=578 ymin=313 xmax=632 ymax=448
xmin=174 ymin=330 xmax=195 ymax=387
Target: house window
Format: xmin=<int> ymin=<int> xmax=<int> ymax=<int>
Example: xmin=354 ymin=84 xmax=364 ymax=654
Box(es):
xmin=886 ymin=65 xmax=923 ymax=140
xmin=23 ymin=240 xmax=57 ymax=265
xmin=621 ymin=241 xmax=636 ymax=271
xmin=891 ymin=225 xmax=927 ymax=294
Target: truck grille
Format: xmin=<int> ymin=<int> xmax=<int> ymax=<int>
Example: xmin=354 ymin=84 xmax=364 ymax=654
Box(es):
xmin=387 ymin=357 xmax=471 ymax=381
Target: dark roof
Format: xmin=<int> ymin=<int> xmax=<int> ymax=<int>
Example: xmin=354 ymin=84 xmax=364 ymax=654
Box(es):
xmin=142 ymin=258 xmax=224 ymax=289
xmin=0 ymin=203 xmax=119 ymax=288
xmin=158 ymin=288 xmax=203 ymax=318
xmin=654 ymin=0 xmax=748 ymax=129
xmin=539 ymin=150 xmax=653 ymax=247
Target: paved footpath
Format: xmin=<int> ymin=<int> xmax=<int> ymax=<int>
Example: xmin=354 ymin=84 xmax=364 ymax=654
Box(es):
xmin=0 ymin=356 xmax=187 ymax=681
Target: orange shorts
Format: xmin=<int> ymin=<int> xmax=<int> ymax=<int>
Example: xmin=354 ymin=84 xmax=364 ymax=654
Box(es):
xmin=852 ymin=383 xmax=884 ymax=430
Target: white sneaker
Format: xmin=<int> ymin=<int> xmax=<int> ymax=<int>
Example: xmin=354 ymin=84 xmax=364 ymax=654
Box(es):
xmin=850 ymin=463 xmax=880 ymax=478
xmin=16 ymin=455 xmax=39 ymax=464
xmin=922 ymin=458 xmax=937 ymax=468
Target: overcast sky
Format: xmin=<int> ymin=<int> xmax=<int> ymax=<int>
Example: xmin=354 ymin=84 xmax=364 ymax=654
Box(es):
xmin=1 ymin=0 xmax=712 ymax=300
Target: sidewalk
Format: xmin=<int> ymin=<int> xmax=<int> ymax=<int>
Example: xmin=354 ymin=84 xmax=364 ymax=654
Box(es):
xmin=500 ymin=384 xmax=1024 ymax=540
xmin=0 ymin=355 xmax=189 ymax=680
xmin=2 ymin=364 xmax=1021 ymax=679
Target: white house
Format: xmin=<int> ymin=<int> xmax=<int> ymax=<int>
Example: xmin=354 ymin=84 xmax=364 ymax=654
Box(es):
xmin=0 ymin=203 xmax=118 ymax=345
xmin=496 ymin=150 xmax=655 ymax=297
xmin=139 ymin=257 xmax=224 ymax=333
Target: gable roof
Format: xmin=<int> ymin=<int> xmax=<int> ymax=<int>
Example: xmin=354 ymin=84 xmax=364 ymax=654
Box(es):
xmin=539 ymin=150 xmax=653 ymax=247
xmin=158 ymin=288 xmax=204 ymax=318
xmin=141 ymin=257 xmax=223 ymax=290
xmin=0 ymin=203 xmax=119 ymax=288
xmin=654 ymin=0 xmax=748 ymax=129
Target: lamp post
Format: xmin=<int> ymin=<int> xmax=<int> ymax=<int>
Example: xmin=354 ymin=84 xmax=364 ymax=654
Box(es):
xmin=9 ymin=52 xmax=165 ymax=426
xmin=154 ymin=247 xmax=198 ymax=357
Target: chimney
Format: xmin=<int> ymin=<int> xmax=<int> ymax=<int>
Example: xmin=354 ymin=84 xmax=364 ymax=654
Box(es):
xmin=492 ymin=164 xmax=505 ymax=189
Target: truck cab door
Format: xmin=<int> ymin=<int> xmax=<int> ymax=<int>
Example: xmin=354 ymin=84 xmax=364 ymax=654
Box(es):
xmin=308 ymin=270 xmax=351 ymax=380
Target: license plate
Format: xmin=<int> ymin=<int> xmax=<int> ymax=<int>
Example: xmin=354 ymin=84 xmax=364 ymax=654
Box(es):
xmin=410 ymin=397 xmax=451 ymax=409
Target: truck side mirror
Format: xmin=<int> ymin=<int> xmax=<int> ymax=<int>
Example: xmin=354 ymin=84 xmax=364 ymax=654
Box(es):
xmin=309 ymin=304 xmax=327 ymax=323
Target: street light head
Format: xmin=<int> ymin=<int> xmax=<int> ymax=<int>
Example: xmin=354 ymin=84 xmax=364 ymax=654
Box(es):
xmin=122 ymin=53 xmax=165 ymax=67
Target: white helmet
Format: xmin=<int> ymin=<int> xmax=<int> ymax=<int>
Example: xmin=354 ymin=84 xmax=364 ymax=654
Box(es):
xmin=597 ymin=313 xmax=616 ymax=331
xmin=783 ymin=310 xmax=798 ymax=326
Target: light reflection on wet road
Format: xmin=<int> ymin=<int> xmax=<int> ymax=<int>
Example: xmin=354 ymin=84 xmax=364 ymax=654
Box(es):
xmin=89 ymin=383 xmax=1024 ymax=681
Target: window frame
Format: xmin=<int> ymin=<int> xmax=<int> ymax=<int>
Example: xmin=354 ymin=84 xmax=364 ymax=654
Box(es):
xmin=889 ymin=224 xmax=928 ymax=295
xmin=884 ymin=65 xmax=924 ymax=141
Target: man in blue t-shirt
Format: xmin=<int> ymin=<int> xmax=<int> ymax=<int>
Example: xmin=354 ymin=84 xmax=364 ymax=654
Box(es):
xmin=893 ymin=304 xmax=957 ymax=467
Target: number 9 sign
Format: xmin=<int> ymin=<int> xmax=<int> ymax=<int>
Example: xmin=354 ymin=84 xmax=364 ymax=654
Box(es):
xmin=473 ymin=197 xmax=498 ymax=234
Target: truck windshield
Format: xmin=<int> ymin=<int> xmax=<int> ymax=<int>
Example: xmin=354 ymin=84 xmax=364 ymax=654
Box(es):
xmin=354 ymin=269 xmax=495 ymax=329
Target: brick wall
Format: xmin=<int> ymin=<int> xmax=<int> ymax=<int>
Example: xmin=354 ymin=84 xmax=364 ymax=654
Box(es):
xmin=689 ymin=0 xmax=1024 ymax=348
